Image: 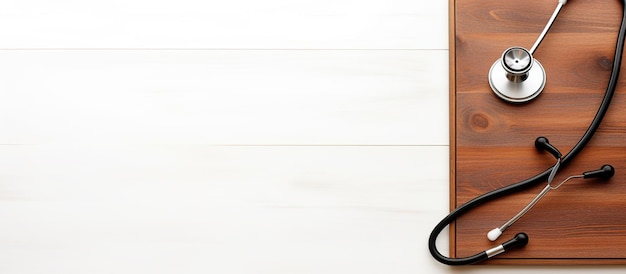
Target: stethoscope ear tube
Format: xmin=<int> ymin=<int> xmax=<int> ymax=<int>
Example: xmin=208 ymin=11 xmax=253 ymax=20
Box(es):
xmin=430 ymin=0 xmax=626 ymax=265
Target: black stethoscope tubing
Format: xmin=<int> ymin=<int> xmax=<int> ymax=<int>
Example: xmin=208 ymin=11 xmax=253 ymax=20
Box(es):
xmin=429 ymin=0 xmax=626 ymax=265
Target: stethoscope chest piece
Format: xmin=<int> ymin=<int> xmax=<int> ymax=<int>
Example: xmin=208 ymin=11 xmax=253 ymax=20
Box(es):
xmin=489 ymin=47 xmax=546 ymax=103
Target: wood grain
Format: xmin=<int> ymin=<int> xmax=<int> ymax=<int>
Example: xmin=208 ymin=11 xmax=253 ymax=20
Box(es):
xmin=449 ymin=0 xmax=459 ymax=257
xmin=451 ymin=0 xmax=626 ymax=264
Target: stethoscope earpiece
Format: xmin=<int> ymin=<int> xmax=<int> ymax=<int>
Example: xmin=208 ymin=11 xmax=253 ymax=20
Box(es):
xmin=502 ymin=233 xmax=529 ymax=252
xmin=484 ymin=233 xmax=530 ymax=259
xmin=535 ymin=136 xmax=563 ymax=159
xmin=583 ymin=164 xmax=615 ymax=179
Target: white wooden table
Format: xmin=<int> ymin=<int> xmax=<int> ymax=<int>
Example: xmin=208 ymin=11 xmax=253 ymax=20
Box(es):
xmin=0 ymin=0 xmax=622 ymax=273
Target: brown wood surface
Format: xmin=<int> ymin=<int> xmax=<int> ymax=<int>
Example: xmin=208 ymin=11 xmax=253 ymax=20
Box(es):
xmin=451 ymin=0 xmax=626 ymax=264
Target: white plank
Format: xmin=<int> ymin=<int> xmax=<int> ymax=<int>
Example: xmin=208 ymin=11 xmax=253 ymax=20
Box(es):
xmin=0 ymin=0 xmax=447 ymax=49
xmin=0 ymin=145 xmax=448 ymax=274
xmin=0 ymin=50 xmax=448 ymax=146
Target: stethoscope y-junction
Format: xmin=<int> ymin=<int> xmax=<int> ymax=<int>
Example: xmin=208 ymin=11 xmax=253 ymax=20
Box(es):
xmin=429 ymin=0 xmax=626 ymax=265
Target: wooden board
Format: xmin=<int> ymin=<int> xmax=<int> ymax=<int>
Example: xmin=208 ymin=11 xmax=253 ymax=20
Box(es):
xmin=450 ymin=0 xmax=626 ymax=264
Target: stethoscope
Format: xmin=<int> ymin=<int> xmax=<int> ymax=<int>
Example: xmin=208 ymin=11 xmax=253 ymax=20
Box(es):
xmin=429 ymin=0 xmax=626 ymax=265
